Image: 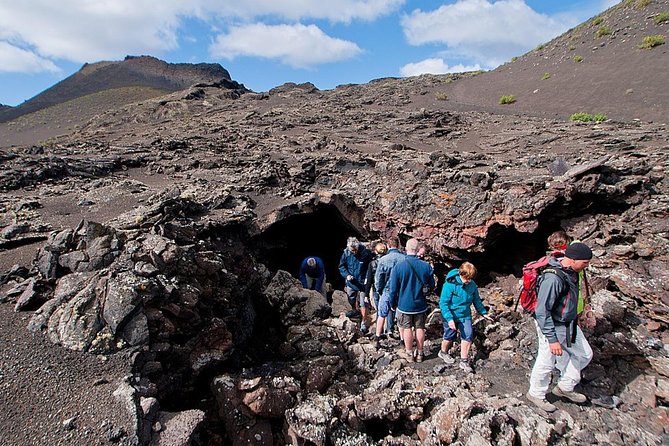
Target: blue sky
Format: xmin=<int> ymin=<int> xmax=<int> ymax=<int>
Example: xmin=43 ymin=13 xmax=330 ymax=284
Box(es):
xmin=0 ymin=0 xmax=619 ymax=106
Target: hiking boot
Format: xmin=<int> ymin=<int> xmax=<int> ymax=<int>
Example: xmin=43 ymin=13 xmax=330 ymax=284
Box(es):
xmin=438 ymin=350 xmax=455 ymax=364
xmin=526 ymin=393 xmax=557 ymax=412
xmin=415 ymin=351 xmax=424 ymax=363
xmin=459 ymin=360 xmax=473 ymax=373
xmin=552 ymin=386 xmax=587 ymax=403
xmin=399 ymin=350 xmax=414 ymax=363
xmin=360 ymin=322 xmax=368 ymax=334
xmin=345 ymin=309 xmax=360 ymax=318
xmin=373 ymin=336 xmax=381 ymax=350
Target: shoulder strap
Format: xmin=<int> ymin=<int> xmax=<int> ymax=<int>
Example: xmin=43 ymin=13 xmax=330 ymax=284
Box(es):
xmin=404 ymin=258 xmax=425 ymax=286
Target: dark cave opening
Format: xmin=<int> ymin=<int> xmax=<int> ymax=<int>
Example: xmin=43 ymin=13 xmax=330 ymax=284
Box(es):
xmin=250 ymin=204 xmax=365 ymax=292
xmin=436 ymin=192 xmax=634 ymax=286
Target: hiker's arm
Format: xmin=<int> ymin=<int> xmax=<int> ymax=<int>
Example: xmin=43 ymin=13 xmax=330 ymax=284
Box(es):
xmin=375 ymin=265 xmax=387 ymax=295
xmin=472 ymin=287 xmax=487 ymax=316
xmin=315 ymin=258 xmax=325 ymax=290
xmin=439 ymin=282 xmax=455 ymax=322
xmin=535 ymin=275 xmax=561 ymax=343
xmin=298 ymin=260 xmax=308 ymax=288
xmin=338 ymin=253 xmax=349 ymax=280
xmin=388 ymin=268 xmax=400 ymax=309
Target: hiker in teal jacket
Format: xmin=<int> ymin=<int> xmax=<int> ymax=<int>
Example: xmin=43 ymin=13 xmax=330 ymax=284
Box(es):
xmin=438 ymin=262 xmax=492 ymax=372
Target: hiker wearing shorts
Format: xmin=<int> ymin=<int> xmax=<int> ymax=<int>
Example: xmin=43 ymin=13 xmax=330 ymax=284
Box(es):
xmin=438 ymin=262 xmax=492 ymax=373
xmin=388 ymin=238 xmax=434 ymax=363
xmin=527 ymin=242 xmax=594 ymax=412
xmin=373 ymin=237 xmax=405 ymax=347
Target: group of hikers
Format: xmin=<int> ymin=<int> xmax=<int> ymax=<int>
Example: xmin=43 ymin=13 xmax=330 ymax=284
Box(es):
xmin=298 ymin=231 xmax=594 ymax=412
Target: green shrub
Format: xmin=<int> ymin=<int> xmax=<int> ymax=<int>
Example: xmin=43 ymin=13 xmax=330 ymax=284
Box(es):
xmin=573 ymin=55 xmax=584 ymax=62
xmin=541 ymin=72 xmax=551 ymax=80
xmin=499 ymin=95 xmax=516 ymax=105
xmin=511 ymin=56 xmax=519 ymax=62
xmin=570 ymin=112 xmax=608 ymax=122
xmin=568 ymin=45 xmax=576 ymax=51
xmin=592 ymin=17 xmax=604 ymax=26
xmin=636 ymin=0 xmax=651 ymax=8
xmin=654 ymin=12 xmax=669 ymax=24
xmin=435 ymin=92 xmax=448 ymax=101
xmin=639 ymin=34 xmax=666 ymax=48
xmin=534 ymin=43 xmax=546 ymax=51
xmin=597 ymin=26 xmax=612 ymax=37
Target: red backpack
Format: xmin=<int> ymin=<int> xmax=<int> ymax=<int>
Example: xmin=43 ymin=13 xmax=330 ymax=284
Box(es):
xmin=514 ymin=253 xmax=564 ymax=314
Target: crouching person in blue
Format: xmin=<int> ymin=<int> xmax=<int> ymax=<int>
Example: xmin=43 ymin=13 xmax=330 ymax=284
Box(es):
xmin=299 ymin=256 xmax=326 ymax=296
xmin=438 ymin=262 xmax=492 ymax=373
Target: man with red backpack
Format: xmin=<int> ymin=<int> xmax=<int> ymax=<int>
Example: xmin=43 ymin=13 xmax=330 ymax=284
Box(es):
xmin=526 ymin=242 xmax=594 ymax=412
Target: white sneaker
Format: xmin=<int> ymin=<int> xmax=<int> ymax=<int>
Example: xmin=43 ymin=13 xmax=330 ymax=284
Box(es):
xmin=459 ymin=360 xmax=473 ymax=373
xmin=438 ymin=350 xmax=455 ymax=364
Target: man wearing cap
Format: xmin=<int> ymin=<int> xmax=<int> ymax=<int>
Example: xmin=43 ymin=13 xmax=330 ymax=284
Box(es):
xmin=299 ymin=256 xmax=326 ymax=296
xmin=527 ymin=242 xmax=594 ymax=412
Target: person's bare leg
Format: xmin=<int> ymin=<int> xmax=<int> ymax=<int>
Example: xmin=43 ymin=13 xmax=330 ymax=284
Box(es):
xmin=403 ymin=328 xmax=414 ymax=353
xmin=375 ymin=316 xmax=386 ymax=337
xmin=441 ymin=339 xmax=453 ymax=353
xmin=416 ymin=328 xmax=425 ymax=353
xmin=461 ymin=340 xmax=472 ymax=360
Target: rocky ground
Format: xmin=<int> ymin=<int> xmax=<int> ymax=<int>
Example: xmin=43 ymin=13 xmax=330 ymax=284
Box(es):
xmin=1 ymin=2 xmax=669 ymax=444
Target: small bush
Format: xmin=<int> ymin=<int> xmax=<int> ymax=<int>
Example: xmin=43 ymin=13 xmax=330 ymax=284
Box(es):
xmin=534 ymin=43 xmax=546 ymax=51
xmin=568 ymin=45 xmax=576 ymax=51
xmin=570 ymin=112 xmax=608 ymax=122
xmin=636 ymin=0 xmax=651 ymax=8
xmin=639 ymin=34 xmax=666 ymax=48
xmin=654 ymin=12 xmax=669 ymax=24
xmin=541 ymin=72 xmax=551 ymax=80
xmin=511 ymin=56 xmax=519 ymax=62
xmin=597 ymin=26 xmax=612 ymax=37
xmin=573 ymin=55 xmax=584 ymax=62
xmin=435 ymin=92 xmax=448 ymax=101
xmin=499 ymin=95 xmax=516 ymax=105
xmin=592 ymin=17 xmax=604 ymax=26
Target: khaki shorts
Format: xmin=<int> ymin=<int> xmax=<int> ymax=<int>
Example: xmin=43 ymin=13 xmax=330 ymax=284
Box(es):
xmin=396 ymin=310 xmax=426 ymax=329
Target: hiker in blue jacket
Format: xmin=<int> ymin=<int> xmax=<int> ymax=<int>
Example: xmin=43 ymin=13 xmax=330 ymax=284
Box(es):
xmin=438 ymin=262 xmax=492 ymax=373
xmin=339 ymin=237 xmax=373 ymax=329
xmin=388 ymin=238 xmax=434 ymax=363
xmin=299 ymin=256 xmax=326 ymax=296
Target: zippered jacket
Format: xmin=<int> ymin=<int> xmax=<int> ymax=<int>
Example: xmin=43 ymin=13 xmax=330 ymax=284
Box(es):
xmin=534 ymin=257 xmax=580 ymax=343
xmin=338 ymin=244 xmax=372 ymax=292
xmin=439 ymin=269 xmax=487 ymax=322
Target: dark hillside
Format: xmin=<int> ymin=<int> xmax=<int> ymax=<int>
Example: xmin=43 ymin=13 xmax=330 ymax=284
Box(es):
xmin=0 ymin=55 xmax=238 ymax=124
xmin=446 ymin=0 xmax=669 ymax=122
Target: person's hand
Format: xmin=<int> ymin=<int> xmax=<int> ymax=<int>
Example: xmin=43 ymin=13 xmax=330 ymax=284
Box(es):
xmin=346 ymin=275 xmax=354 ymax=282
xmin=448 ymin=320 xmax=456 ymax=330
xmin=483 ymin=314 xmax=494 ymax=322
xmin=549 ymin=341 xmax=563 ymax=356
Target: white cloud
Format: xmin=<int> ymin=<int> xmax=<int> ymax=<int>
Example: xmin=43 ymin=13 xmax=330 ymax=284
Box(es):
xmin=399 ymin=58 xmax=481 ymax=77
xmin=210 ymin=23 xmax=362 ymax=68
xmin=0 ymin=0 xmax=400 ymax=73
xmin=0 ymin=41 xmax=59 ymax=73
xmin=401 ymin=0 xmax=571 ymax=67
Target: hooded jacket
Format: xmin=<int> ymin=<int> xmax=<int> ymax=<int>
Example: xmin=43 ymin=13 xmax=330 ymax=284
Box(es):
xmin=439 ymin=269 xmax=487 ymax=322
xmin=534 ymin=256 xmax=580 ymax=343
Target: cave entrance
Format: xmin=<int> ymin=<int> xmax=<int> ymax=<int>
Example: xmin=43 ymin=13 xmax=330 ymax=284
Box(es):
xmin=250 ymin=204 xmax=365 ymax=292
